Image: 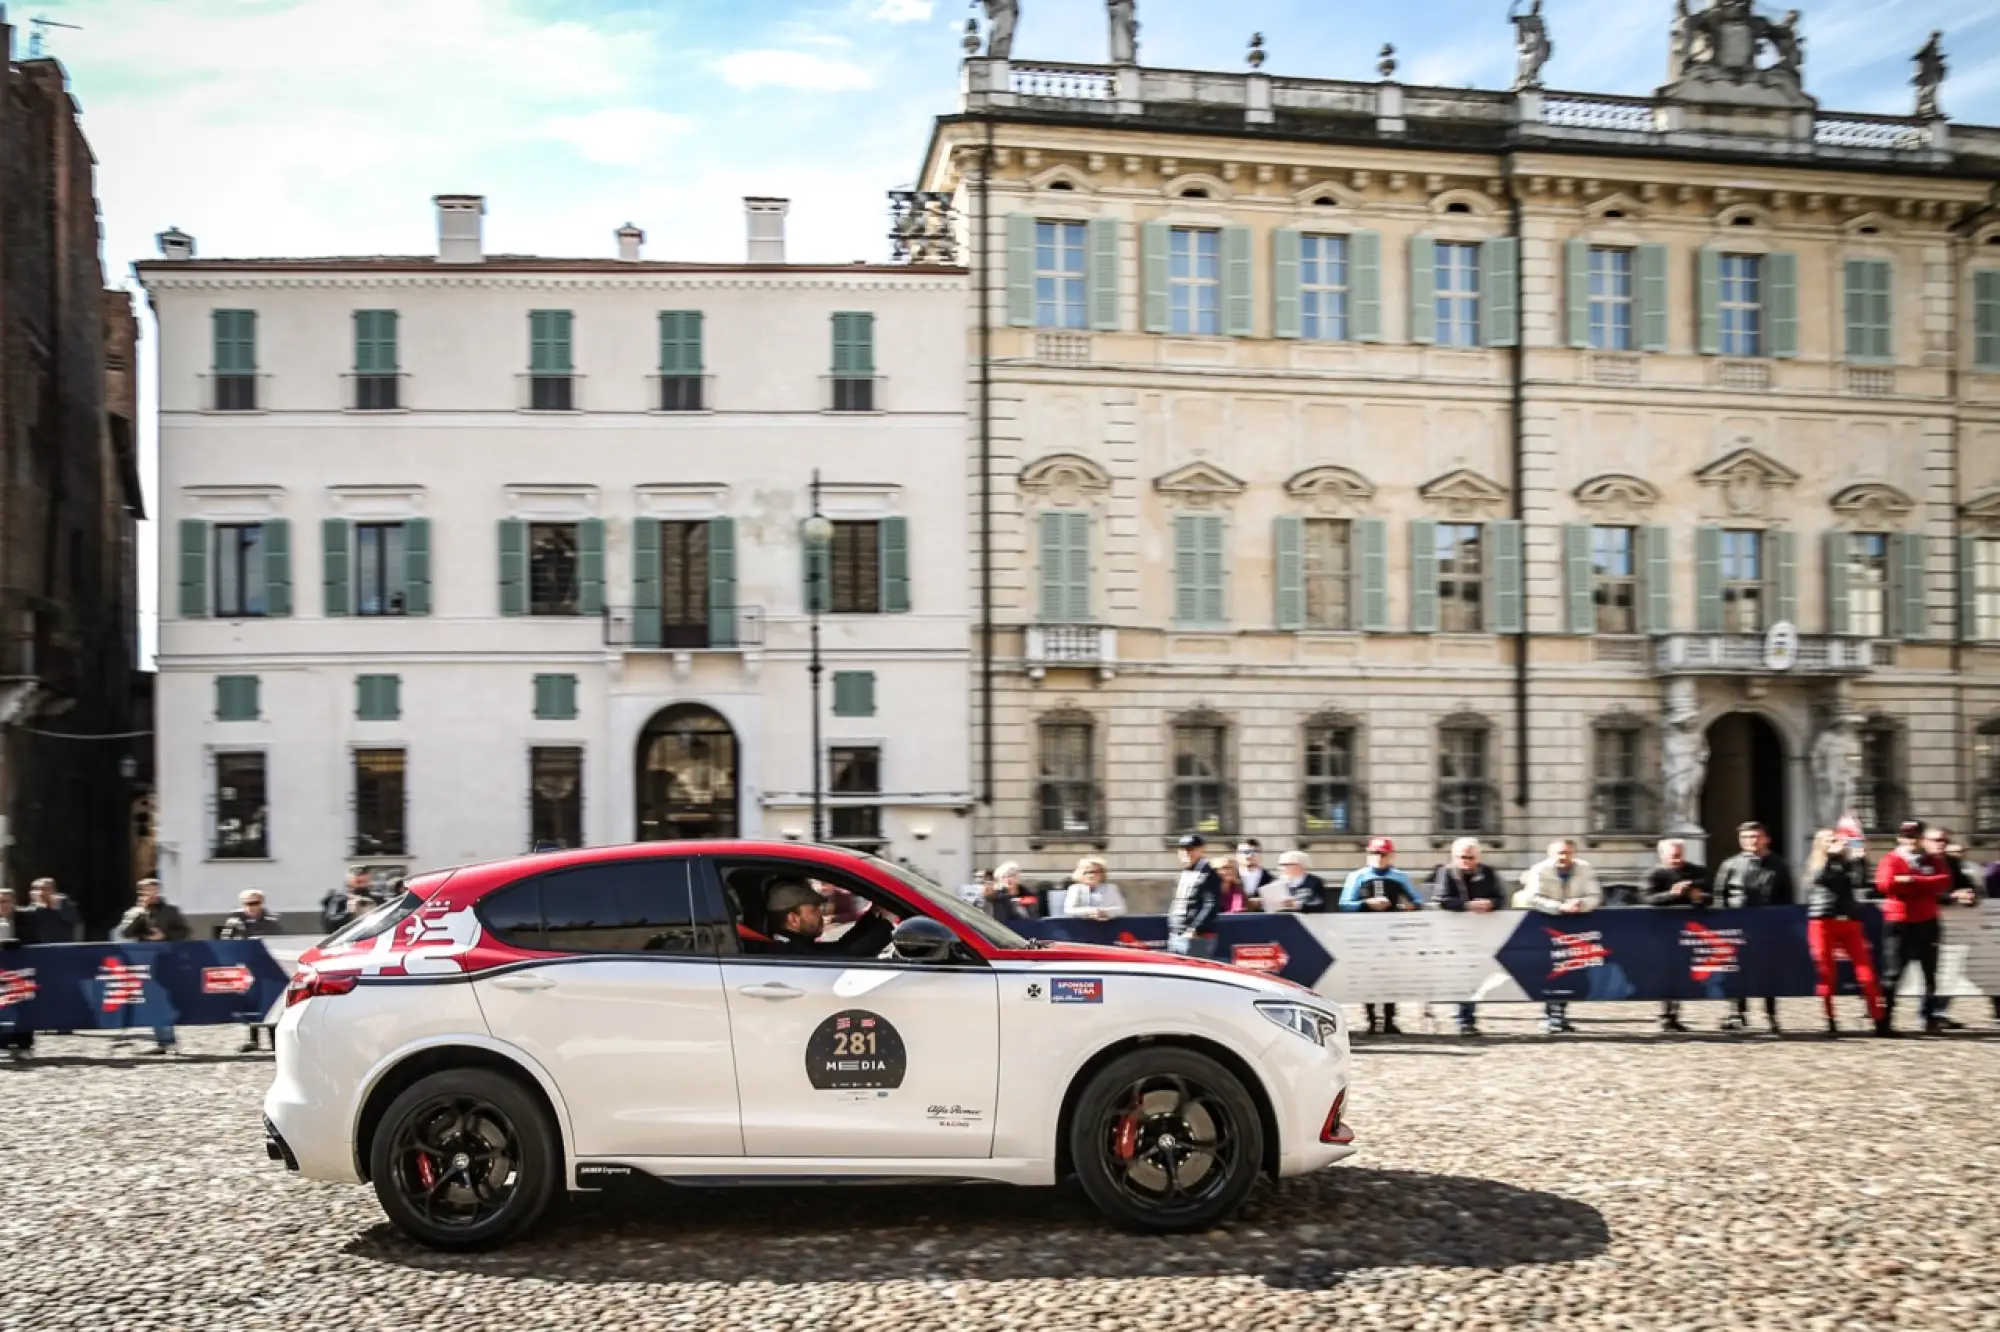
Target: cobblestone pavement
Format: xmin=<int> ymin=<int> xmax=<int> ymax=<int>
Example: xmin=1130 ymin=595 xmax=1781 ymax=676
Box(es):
xmin=2 ymin=999 xmax=1996 ymax=1331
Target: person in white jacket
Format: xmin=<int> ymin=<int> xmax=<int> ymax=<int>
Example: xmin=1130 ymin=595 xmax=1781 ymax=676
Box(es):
xmin=1061 ymin=856 xmax=1127 ymax=920
xmin=1517 ymin=840 xmax=1602 ymax=1035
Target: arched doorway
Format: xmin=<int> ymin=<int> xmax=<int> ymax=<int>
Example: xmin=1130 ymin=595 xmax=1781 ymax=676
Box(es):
xmin=635 ymin=704 xmax=739 ymax=841
xmin=1701 ymin=711 xmax=1787 ymax=858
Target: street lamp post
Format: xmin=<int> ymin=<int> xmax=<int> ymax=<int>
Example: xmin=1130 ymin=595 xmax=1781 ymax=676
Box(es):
xmin=802 ymin=470 xmax=835 ymax=843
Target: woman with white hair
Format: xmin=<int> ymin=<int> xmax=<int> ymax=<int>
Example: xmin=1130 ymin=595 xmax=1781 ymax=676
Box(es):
xmin=1265 ymin=851 xmax=1325 ymax=912
xmin=1061 ymin=857 xmax=1126 ymax=920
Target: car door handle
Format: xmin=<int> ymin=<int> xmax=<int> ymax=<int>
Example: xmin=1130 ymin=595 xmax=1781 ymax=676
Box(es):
xmin=492 ymin=974 xmax=555 ymax=992
xmin=738 ymin=983 xmax=805 ymax=1000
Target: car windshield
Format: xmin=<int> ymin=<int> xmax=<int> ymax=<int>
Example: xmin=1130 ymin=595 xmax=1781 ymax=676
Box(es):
xmin=861 ymin=854 xmax=1033 ymax=951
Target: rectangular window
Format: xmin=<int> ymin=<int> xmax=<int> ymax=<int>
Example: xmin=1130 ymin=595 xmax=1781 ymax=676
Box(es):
xmin=353 ymin=309 xmax=399 ymax=409
xmin=1845 ymin=260 xmax=1892 ymax=362
xmin=1437 ymin=523 xmax=1484 ymax=633
xmin=1037 ymin=720 xmax=1097 ymax=837
xmin=1169 ymin=228 xmax=1221 ymax=336
xmin=356 ymin=674 xmax=401 ymax=721
xmin=1976 ymin=538 xmax=2000 ymax=641
xmin=1720 ymin=255 xmax=1763 ymax=357
xmin=354 ymin=522 xmax=409 ymax=616
xmin=1302 ymin=518 xmax=1352 ymax=630
xmin=212 ymin=309 xmax=257 ymax=411
xmin=829 ymin=521 xmax=882 ymax=614
xmin=1437 ymin=725 xmax=1492 ymax=835
xmin=213 ymin=523 xmax=267 ymax=618
xmin=1976 ymin=725 xmax=2000 ymax=835
xmin=1592 ymin=526 xmax=1638 ymax=635
xmin=658 ymin=310 xmax=704 ymax=411
xmin=1721 ymin=529 xmax=1764 ymax=632
xmin=215 ymin=675 xmax=260 ymax=722
xmin=1174 ymin=513 xmax=1226 ymax=626
xmin=831 ymin=670 xmax=877 ymax=718
xmin=1171 ymin=721 xmax=1230 ymax=835
xmin=831 ymin=312 xmax=875 ymax=411
xmin=828 ymin=746 xmax=882 ymax=844
xmin=1434 ymin=243 xmax=1482 ymax=348
xmin=659 ymin=520 xmax=711 ymax=647
xmin=353 ymin=749 xmax=407 ymax=856
xmin=533 ymin=674 xmax=578 ymax=721
xmin=1035 ymin=221 xmax=1088 ymax=330
xmin=528 ymin=309 xmax=574 ymax=410
xmin=1976 ymin=270 xmax=2000 ymax=372
xmin=1299 ymin=234 xmax=1350 ymax=341
xmin=529 ymin=522 xmax=580 ymax=616
xmin=1855 ymin=722 xmax=1907 ymax=835
xmin=1302 ymin=722 xmax=1360 ymax=835
xmin=1591 ymin=725 xmax=1649 ymax=836
xmin=1849 ymin=532 xmax=1890 ymax=638
xmin=1588 ymin=248 xmax=1634 ymax=352
xmin=212 ymin=752 xmax=268 ymax=859
xmin=530 ymin=747 xmax=584 ymax=850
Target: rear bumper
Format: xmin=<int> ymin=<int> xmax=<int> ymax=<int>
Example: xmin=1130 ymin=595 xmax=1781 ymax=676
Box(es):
xmin=263 ymin=1115 xmax=299 ymax=1171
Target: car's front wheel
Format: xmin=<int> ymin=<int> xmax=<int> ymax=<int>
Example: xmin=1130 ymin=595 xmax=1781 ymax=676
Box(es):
xmin=1067 ymin=1046 xmax=1265 ymax=1233
xmin=368 ymin=1068 xmax=558 ymax=1251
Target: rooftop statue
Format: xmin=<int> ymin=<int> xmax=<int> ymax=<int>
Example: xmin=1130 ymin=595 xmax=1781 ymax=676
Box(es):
xmin=1107 ymin=0 xmax=1139 ymax=67
xmin=1913 ymin=30 xmax=1946 ymax=119
xmin=1662 ymin=0 xmax=1814 ymax=108
xmin=1510 ymin=0 xmax=1553 ymax=92
xmin=980 ymin=0 xmax=1017 ymax=61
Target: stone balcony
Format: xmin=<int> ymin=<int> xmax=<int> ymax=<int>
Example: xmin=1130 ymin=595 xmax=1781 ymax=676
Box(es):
xmin=1026 ymin=623 xmax=1118 ymax=681
xmin=1651 ymin=633 xmax=1873 ymax=677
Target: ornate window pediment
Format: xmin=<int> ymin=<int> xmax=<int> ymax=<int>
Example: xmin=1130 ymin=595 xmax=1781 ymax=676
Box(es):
xmin=1574 ymin=473 xmax=1662 ymax=521
xmin=1029 ymin=164 xmax=1094 ymax=195
xmin=1020 ymin=453 xmax=1113 ymax=504
xmin=1285 ymin=465 xmax=1377 ymax=516
xmin=1293 ymin=180 xmax=1364 ymax=210
xmin=1828 ymin=482 xmax=1916 ymax=529
xmin=1585 ymin=192 xmax=1648 ymax=222
xmin=1962 ymin=490 xmax=2000 ymax=536
xmin=1695 ymin=446 xmax=1798 ymax=519
xmin=1154 ymin=460 xmax=1246 ymax=507
xmin=1418 ymin=467 xmax=1509 ymax=518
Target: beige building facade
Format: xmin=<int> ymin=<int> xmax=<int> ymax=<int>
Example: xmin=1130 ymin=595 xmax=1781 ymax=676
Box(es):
xmin=921 ymin=3 xmax=2000 ymax=892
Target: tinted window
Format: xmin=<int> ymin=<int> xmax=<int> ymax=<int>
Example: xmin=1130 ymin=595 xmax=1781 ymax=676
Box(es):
xmin=540 ymin=859 xmax=700 ymax=954
xmin=320 ymin=890 xmax=418 ymax=948
xmin=477 ymin=879 xmax=545 ymax=949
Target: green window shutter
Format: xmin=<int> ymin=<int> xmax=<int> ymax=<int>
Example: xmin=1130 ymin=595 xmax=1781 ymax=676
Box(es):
xmin=1062 ymin=510 xmax=1091 ymax=622
xmin=263 ymin=518 xmax=291 ymax=617
xmin=1173 ymin=515 xmax=1200 ymax=623
xmin=1356 ymin=517 xmax=1389 ymax=631
xmin=1563 ymin=523 xmax=1594 ymax=634
xmin=1200 ymin=515 xmax=1226 ymax=624
xmin=354 ymin=310 xmax=397 ymax=373
xmin=1037 ymin=512 xmax=1076 ymax=623
xmin=1896 ymin=531 xmax=1928 ymax=641
xmin=532 ymin=675 xmax=549 ymax=719
xmin=1843 ymin=261 xmax=1866 ymax=361
xmin=707 ymin=516 xmax=737 ymax=646
xmin=1695 ymin=526 xmax=1723 ymax=632
xmin=1222 ymin=225 xmax=1254 ymax=337
xmin=1005 ymin=214 xmax=1036 ymax=327
xmin=321 ymin=518 xmax=350 ymax=618
xmin=832 ymin=312 xmax=876 ymax=375
xmin=1409 ymin=519 xmax=1438 ymax=633
xmin=212 ymin=310 xmax=256 ymax=373
xmin=1637 ymin=244 xmax=1669 ymax=353
xmin=1408 ymin=235 xmax=1436 ymax=345
xmin=1824 ymin=530 xmax=1850 ymax=635
xmin=357 ymin=674 xmax=401 ymax=721
xmin=533 ymin=674 xmax=579 ymax=721
xmin=1644 ymin=525 xmax=1674 ymax=633
xmin=1768 ymin=251 xmax=1799 ymax=359
xmin=1271 ymin=228 xmax=1302 ymax=340
xmin=1844 ymin=260 xmax=1892 ymax=361
xmin=529 ymin=310 xmax=572 ymax=373
xmin=1272 ymin=515 xmax=1305 ymax=630
xmin=1566 ymin=239 xmax=1591 ymax=349
xmin=1974 ymin=271 xmax=2000 ymax=371
xmin=879 ymin=516 xmax=909 ymax=613
xmin=1770 ymin=529 xmax=1799 ymax=626
xmin=832 ymin=671 xmax=877 ymax=718
xmin=216 ymin=675 xmax=260 ymax=722
xmin=178 ymin=519 xmax=208 ymax=618
xmin=1141 ymin=221 xmax=1170 ymax=334
xmin=632 ymin=517 xmax=662 ymax=647
xmin=1037 ymin=512 xmax=1062 ymax=623
xmin=1697 ymin=247 xmax=1721 ymax=356
xmin=1961 ymin=536 xmax=1980 ymax=642
xmin=1489 ymin=519 xmax=1524 ymax=633
xmin=1089 ymin=218 xmax=1122 ymax=331
xmin=498 ymin=518 xmax=527 ymax=617
xmin=402 ymin=518 xmax=431 ymax=617
xmin=577 ymin=518 xmax=605 ymax=616
xmin=1481 ymin=238 xmax=1518 ymax=348
xmin=659 ymin=311 xmax=703 ymax=374
xmin=1872 ymin=262 xmax=1894 ymax=361
xmin=1351 ymin=230 xmax=1383 ymax=343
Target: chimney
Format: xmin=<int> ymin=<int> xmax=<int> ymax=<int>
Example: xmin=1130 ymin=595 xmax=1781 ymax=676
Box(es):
xmin=155 ymin=226 xmax=195 ymax=260
xmin=615 ymin=222 xmax=645 ymax=262
xmin=744 ymin=197 xmax=789 ymax=264
xmin=433 ymin=194 xmax=485 ymax=264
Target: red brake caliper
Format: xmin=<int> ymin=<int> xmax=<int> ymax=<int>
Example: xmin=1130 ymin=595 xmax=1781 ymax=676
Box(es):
xmin=415 ymin=1153 xmax=437 ymax=1189
xmin=1113 ymin=1097 xmax=1142 ymax=1161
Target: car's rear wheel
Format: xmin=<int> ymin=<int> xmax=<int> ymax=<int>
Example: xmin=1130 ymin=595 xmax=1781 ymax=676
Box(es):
xmin=1067 ymin=1046 xmax=1264 ymax=1233
xmin=368 ymin=1068 xmax=558 ymax=1251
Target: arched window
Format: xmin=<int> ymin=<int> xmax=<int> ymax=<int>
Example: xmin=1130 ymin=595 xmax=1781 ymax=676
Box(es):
xmin=1855 ymin=716 xmax=1908 ymax=835
xmin=1436 ymin=714 xmax=1497 ymax=836
xmin=1170 ymin=711 xmax=1233 ymax=837
xmin=1301 ymin=713 xmax=1366 ymax=837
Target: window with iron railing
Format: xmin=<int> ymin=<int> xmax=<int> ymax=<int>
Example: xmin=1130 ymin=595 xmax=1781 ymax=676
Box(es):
xmin=1037 ymin=719 xmax=1098 ymax=838
xmin=1171 ymin=719 xmax=1232 ymax=836
xmin=1591 ymin=721 xmax=1656 ymax=836
xmin=1856 ymin=719 xmax=1908 ymax=835
xmin=353 ymin=748 xmax=408 ymax=857
xmin=1302 ymin=721 xmax=1363 ymax=836
xmin=530 ymin=747 xmax=584 ymax=851
xmin=212 ymin=752 xmax=268 ymax=859
xmin=1437 ymin=722 xmax=1495 ymax=836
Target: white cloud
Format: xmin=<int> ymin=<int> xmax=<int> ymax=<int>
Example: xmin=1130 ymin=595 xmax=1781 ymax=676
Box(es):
xmin=714 ymin=49 xmax=876 ymax=92
xmin=870 ymin=0 xmax=936 ymax=21
xmin=545 ymin=107 xmax=695 ymax=168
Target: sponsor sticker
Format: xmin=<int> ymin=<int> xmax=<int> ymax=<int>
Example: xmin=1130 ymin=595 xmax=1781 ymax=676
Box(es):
xmin=0 ymin=969 xmax=36 ymax=1008
xmin=926 ymin=1103 xmax=986 ymax=1129
xmin=805 ymin=1009 xmax=909 ymax=1091
xmin=1231 ymin=943 xmax=1288 ymax=973
xmin=1049 ymin=977 xmax=1104 ymax=1004
xmin=97 ymin=958 xmax=148 ymax=1011
xmin=202 ymin=965 xmax=255 ymax=996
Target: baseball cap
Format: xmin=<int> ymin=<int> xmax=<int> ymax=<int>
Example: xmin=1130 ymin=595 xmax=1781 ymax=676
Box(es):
xmin=1835 ymin=816 xmax=1864 ymax=841
xmin=1898 ymin=819 xmax=1925 ymax=840
xmin=1177 ymin=833 xmax=1206 ymax=849
xmin=765 ymin=881 xmax=824 ymax=915
xmin=1367 ymin=837 xmax=1395 ymax=856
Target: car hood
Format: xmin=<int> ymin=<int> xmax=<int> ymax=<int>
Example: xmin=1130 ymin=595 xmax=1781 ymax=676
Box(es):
xmin=993 ymin=941 xmax=1312 ymax=995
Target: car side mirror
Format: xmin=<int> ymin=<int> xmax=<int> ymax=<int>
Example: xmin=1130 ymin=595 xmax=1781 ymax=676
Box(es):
xmin=890 ymin=914 xmax=959 ymax=964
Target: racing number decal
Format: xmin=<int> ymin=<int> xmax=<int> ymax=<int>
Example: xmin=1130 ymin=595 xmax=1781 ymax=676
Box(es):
xmin=805 ymin=1009 xmax=908 ymax=1091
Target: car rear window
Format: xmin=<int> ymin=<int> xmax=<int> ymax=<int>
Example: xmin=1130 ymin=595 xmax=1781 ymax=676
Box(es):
xmin=320 ymin=890 xmax=420 ymax=949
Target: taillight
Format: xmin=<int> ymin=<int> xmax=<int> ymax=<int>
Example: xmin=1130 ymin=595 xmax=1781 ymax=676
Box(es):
xmin=285 ymin=964 xmax=359 ymax=1008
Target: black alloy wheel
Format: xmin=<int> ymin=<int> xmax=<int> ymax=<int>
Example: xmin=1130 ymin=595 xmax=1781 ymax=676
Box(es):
xmin=369 ymin=1068 xmax=558 ymax=1250
xmin=1069 ymin=1047 xmax=1264 ymax=1233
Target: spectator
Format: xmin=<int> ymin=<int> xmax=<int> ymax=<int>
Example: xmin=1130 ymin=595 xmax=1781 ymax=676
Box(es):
xmin=1061 ymin=857 xmax=1126 ymax=920
xmin=987 ymin=863 xmax=1040 ymax=922
xmin=1429 ymin=837 xmax=1504 ymax=1037
xmin=26 ymin=878 xmax=80 ymax=942
xmin=1272 ymin=851 xmax=1327 ymax=912
xmin=1236 ymin=840 xmax=1276 ymax=902
xmin=1875 ymin=821 xmax=1957 ymax=1035
xmin=1341 ymin=837 xmax=1421 ymax=1035
xmin=1983 ymin=855 xmax=2000 ymax=1026
xmin=1167 ymin=834 xmax=1223 ymax=958
xmin=219 ymin=890 xmax=286 ymax=1052
xmin=1641 ymin=838 xmax=1709 ymax=1033
xmin=117 ymin=878 xmax=190 ymax=1056
xmin=970 ymin=868 xmax=999 ymax=916
xmin=1926 ymin=830 xmax=1983 ymax=1030
xmin=0 ymin=888 xmax=27 ymax=1060
xmin=321 ymin=867 xmax=374 ymax=934
xmin=1802 ymin=829 xmax=1886 ymax=1037
xmin=1714 ymin=821 xmax=1793 ymax=1034
xmin=1216 ymin=858 xmax=1250 ymax=915
xmin=1518 ymin=839 xmax=1602 ymax=1035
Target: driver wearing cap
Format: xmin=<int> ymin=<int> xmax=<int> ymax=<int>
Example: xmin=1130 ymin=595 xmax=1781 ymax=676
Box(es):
xmin=764 ymin=880 xmax=896 ymax=957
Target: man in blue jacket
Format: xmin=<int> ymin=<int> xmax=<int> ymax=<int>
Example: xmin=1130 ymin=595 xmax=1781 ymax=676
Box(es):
xmin=1341 ymin=837 xmax=1422 ymax=1034
xmin=1167 ymin=833 xmax=1224 ymax=957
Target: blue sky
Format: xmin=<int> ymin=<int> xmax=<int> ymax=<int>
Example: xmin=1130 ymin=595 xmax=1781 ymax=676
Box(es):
xmin=18 ymin=0 xmax=2000 ymax=659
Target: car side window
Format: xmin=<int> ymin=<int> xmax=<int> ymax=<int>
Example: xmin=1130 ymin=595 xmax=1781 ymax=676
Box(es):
xmin=477 ymin=879 xmax=545 ymax=950
xmin=712 ymin=859 xmax=907 ymax=940
xmin=537 ymin=858 xmax=703 ymax=955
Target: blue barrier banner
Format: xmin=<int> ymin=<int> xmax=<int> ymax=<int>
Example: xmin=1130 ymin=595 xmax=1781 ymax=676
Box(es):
xmin=0 ymin=941 xmax=292 ymax=1035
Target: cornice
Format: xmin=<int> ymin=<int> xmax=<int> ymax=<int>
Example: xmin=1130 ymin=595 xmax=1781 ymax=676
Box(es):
xmin=140 ymin=273 xmax=968 ymax=294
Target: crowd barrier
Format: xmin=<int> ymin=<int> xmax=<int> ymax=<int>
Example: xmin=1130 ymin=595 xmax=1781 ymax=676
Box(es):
xmin=0 ymin=941 xmax=292 ymax=1035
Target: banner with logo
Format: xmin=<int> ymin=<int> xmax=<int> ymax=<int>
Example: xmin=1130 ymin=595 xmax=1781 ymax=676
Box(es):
xmin=0 ymin=941 xmax=291 ymax=1035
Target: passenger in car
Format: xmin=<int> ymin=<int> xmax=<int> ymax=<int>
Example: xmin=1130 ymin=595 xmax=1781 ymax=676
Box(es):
xmin=764 ymin=880 xmax=895 ymax=957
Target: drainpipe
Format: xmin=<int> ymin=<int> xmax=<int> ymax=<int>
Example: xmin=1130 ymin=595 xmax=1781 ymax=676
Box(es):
xmin=1949 ymin=194 xmax=1997 ymax=825
xmin=978 ymin=114 xmax=995 ymax=812
xmin=1503 ymin=154 xmax=1530 ymax=818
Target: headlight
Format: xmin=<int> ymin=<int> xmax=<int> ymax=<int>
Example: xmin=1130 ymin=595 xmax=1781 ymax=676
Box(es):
xmin=1256 ymin=1000 xmax=1340 ymax=1046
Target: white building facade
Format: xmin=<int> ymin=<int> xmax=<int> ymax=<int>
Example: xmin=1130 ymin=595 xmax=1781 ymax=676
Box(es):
xmin=140 ymin=199 xmax=972 ymax=922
